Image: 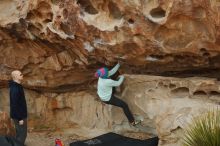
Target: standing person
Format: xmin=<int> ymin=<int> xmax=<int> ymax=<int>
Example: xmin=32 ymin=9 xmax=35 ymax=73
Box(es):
xmin=9 ymin=70 xmax=27 ymax=145
xmin=95 ymin=63 xmax=140 ymax=126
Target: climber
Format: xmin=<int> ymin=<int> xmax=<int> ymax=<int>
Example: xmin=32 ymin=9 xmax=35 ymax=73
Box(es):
xmin=95 ymin=63 xmax=141 ymax=126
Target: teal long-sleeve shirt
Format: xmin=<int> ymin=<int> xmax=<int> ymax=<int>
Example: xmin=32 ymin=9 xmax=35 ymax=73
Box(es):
xmin=97 ymin=63 xmax=124 ymax=101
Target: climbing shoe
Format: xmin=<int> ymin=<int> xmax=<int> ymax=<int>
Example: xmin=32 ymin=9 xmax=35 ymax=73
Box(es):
xmin=131 ymin=120 xmax=141 ymax=126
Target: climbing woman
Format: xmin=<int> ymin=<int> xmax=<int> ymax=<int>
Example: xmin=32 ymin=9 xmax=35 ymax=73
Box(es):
xmin=95 ymin=63 xmax=140 ymax=126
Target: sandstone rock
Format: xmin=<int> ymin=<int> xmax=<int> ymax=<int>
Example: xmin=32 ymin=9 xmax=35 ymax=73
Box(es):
xmin=1 ymin=75 xmax=220 ymax=145
xmin=120 ymin=75 xmax=220 ymax=146
xmin=0 ymin=0 xmax=220 ymax=90
xmin=0 ymin=111 xmax=15 ymax=136
xmin=1 ymin=0 xmax=220 ymax=145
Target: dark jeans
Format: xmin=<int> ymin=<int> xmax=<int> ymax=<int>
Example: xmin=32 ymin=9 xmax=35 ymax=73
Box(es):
xmin=13 ymin=119 xmax=27 ymax=145
xmin=104 ymin=95 xmax=135 ymax=123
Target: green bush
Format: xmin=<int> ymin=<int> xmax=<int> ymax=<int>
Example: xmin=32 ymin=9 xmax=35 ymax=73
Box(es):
xmin=183 ymin=109 xmax=220 ymax=146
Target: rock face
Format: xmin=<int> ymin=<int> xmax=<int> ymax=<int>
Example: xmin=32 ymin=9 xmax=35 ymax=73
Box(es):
xmin=0 ymin=0 xmax=220 ymax=90
xmin=121 ymin=75 xmax=220 ymax=146
xmin=1 ymin=0 xmax=220 ymax=145
xmin=0 ymin=75 xmax=219 ymax=145
xmin=0 ymin=111 xmax=14 ymax=136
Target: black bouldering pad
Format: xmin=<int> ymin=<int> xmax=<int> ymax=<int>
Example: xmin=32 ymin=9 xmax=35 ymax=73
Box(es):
xmin=70 ymin=132 xmax=158 ymax=146
xmin=0 ymin=136 xmax=24 ymax=146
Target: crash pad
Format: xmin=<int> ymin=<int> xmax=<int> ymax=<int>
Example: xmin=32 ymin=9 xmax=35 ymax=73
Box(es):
xmin=70 ymin=132 xmax=158 ymax=146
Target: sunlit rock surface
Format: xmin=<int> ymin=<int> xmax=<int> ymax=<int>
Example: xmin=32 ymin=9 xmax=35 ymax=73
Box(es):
xmin=121 ymin=75 xmax=220 ymax=146
xmin=0 ymin=0 xmax=220 ymax=90
xmin=0 ymin=75 xmax=219 ymax=145
xmin=1 ymin=0 xmax=220 ymax=145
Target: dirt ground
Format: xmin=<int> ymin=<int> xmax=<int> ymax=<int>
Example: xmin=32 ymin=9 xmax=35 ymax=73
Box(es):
xmin=25 ymin=131 xmax=152 ymax=146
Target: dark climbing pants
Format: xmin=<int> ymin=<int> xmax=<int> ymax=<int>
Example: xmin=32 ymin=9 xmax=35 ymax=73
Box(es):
xmin=104 ymin=95 xmax=135 ymax=123
xmin=13 ymin=119 xmax=27 ymax=145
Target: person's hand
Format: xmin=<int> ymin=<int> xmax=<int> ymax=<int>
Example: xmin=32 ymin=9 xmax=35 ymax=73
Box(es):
xmin=19 ymin=120 xmax=24 ymax=125
xmin=119 ymin=75 xmax=124 ymax=78
xmin=118 ymin=59 xmax=125 ymax=65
